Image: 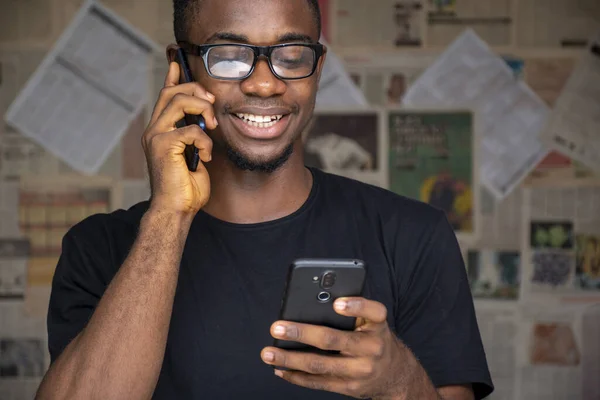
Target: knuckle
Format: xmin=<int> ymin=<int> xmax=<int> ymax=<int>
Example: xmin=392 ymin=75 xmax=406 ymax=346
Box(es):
xmin=345 ymin=381 xmax=362 ymax=396
xmin=357 ymin=361 xmax=375 ymax=378
xmin=172 ymin=92 xmax=188 ymax=104
xmin=372 ymin=338 xmax=385 ymax=359
xmin=379 ymin=305 xmax=388 ymax=321
xmin=322 ymin=332 xmax=340 ymax=349
xmin=307 ymin=358 xmax=328 ymax=375
xmin=158 ymin=86 xmax=171 ymax=99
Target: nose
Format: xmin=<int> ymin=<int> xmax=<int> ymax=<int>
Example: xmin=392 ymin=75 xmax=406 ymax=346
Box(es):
xmin=240 ymin=57 xmax=287 ymax=98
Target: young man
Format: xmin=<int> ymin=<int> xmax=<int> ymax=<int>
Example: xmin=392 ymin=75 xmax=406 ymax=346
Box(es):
xmin=36 ymin=0 xmax=493 ymax=399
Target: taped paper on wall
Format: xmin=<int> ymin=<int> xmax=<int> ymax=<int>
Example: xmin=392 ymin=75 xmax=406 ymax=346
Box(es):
xmin=539 ymin=31 xmax=600 ymax=172
xmin=403 ymin=30 xmax=549 ymax=200
xmin=387 ymin=109 xmax=479 ymax=242
xmin=4 ymin=0 xmax=156 ymax=175
xmin=520 ymin=183 xmax=600 ymax=302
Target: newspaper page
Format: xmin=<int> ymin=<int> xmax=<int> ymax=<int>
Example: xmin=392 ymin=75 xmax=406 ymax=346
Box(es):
xmin=426 ymin=0 xmax=512 ymax=47
xmin=331 ymin=0 xmax=423 ymax=49
xmin=520 ymin=183 xmax=600 ymax=303
xmin=342 ymin=52 xmax=437 ymax=106
xmin=0 ymin=180 xmax=21 ymax=238
xmin=539 ymin=31 xmax=600 ymax=172
xmin=0 ymin=301 xmax=47 ymax=399
xmin=303 ymin=109 xmax=386 ymax=187
xmin=474 ymin=302 xmax=518 ymax=400
xmin=403 ymin=29 xmax=550 ymax=200
xmin=516 ymin=0 xmax=600 ymax=48
xmin=0 ymin=239 xmax=29 ymax=301
xmin=4 ymin=0 xmax=156 ymax=175
xmin=514 ymin=303 xmax=600 ymax=400
xmin=386 ymin=109 xmax=479 ymax=242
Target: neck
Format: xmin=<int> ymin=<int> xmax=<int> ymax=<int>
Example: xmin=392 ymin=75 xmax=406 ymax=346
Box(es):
xmin=201 ymin=141 xmax=313 ymax=224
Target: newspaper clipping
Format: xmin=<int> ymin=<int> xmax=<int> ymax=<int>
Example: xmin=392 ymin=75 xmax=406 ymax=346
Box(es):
xmin=4 ymin=0 xmax=156 ymax=175
xmin=387 ymin=109 xmax=478 ymax=242
xmin=403 ymin=30 xmax=549 ymax=200
xmin=540 ymin=31 xmax=600 ymax=172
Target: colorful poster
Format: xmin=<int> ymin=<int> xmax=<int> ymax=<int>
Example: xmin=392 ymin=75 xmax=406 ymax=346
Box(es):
xmin=388 ymin=110 xmax=475 ymax=238
xmin=575 ymin=234 xmax=600 ymax=290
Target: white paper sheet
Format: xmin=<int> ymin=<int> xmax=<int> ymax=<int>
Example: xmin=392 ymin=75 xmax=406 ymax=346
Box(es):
xmin=474 ymin=302 xmax=518 ymax=400
xmin=403 ymin=29 xmax=550 ymax=200
xmin=540 ymin=30 xmax=600 ymax=172
xmin=514 ymin=304 xmax=600 ymax=400
xmin=3 ymin=0 xmax=157 ymax=175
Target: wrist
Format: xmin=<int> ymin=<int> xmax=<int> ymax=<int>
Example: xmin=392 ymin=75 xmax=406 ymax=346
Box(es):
xmin=143 ymin=205 xmax=195 ymax=232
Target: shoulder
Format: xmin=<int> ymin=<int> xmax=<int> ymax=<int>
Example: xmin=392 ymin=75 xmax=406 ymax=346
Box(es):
xmin=60 ymin=201 xmax=150 ymax=271
xmin=315 ymin=169 xmax=445 ymax=230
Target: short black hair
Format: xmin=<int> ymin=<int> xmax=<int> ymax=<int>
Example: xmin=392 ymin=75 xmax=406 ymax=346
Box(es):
xmin=173 ymin=0 xmax=322 ymax=42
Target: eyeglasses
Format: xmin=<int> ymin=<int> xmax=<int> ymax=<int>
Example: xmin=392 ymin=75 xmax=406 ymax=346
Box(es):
xmin=177 ymin=41 xmax=325 ymax=81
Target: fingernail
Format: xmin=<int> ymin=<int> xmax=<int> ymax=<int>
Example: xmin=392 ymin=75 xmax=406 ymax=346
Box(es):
xmin=207 ymin=92 xmax=216 ymax=101
xmin=274 ymin=369 xmax=284 ymax=378
xmin=263 ymin=351 xmax=274 ymax=362
xmin=213 ymin=116 xmax=218 ymax=126
xmin=273 ymin=325 xmax=286 ymax=336
xmin=334 ymin=300 xmax=347 ymax=311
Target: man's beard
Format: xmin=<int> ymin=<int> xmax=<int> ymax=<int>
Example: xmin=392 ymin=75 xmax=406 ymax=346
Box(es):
xmin=226 ymin=143 xmax=294 ymax=173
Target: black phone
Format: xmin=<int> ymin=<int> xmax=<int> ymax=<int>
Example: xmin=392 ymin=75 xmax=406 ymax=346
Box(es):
xmin=175 ymin=48 xmax=206 ymax=172
xmin=274 ymin=258 xmax=367 ymax=354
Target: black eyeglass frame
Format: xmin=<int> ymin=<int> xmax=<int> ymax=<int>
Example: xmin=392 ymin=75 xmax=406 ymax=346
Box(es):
xmin=177 ymin=41 xmax=326 ymax=81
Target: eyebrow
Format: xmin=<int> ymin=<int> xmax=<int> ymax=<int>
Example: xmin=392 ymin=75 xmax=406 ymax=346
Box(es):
xmin=204 ymin=32 xmax=316 ymax=44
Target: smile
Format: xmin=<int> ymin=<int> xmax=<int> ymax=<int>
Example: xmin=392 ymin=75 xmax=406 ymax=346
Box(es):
xmin=235 ymin=113 xmax=284 ymax=128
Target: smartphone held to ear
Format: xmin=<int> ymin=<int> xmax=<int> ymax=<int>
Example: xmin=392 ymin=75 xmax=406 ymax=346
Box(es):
xmin=274 ymin=259 xmax=367 ymax=354
xmin=175 ymin=48 xmax=206 ymax=172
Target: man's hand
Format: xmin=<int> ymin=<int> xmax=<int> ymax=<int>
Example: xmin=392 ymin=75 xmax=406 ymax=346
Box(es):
xmin=260 ymin=297 xmax=439 ymax=400
xmin=143 ymin=61 xmax=218 ymax=215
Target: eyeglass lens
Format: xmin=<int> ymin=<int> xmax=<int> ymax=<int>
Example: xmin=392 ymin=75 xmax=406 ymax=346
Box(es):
xmin=207 ymin=45 xmax=316 ymax=79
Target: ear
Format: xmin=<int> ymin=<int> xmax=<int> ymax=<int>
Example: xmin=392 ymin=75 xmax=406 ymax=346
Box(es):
xmin=314 ymin=44 xmax=328 ymax=84
xmin=166 ymin=43 xmax=180 ymax=64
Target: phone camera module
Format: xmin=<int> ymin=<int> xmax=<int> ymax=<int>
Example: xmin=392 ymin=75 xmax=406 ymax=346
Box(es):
xmin=317 ymin=291 xmax=331 ymax=302
xmin=321 ymin=271 xmax=336 ymax=289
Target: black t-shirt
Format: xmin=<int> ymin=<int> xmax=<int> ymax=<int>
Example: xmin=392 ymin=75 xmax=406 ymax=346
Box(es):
xmin=47 ymin=168 xmax=493 ymax=399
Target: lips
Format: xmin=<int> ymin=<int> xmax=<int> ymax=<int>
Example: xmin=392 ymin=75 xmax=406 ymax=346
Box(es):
xmin=229 ymin=109 xmax=292 ymax=140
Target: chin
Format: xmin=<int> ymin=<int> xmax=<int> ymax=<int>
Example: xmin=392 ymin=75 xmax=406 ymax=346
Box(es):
xmin=226 ymin=143 xmax=295 ymax=173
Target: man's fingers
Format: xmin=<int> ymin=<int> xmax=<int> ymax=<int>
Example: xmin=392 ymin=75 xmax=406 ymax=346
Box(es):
xmin=261 ymin=348 xmax=374 ymax=379
xmin=333 ymin=297 xmax=387 ymax=325
xmin=273 ymin=369 xmax=364 ymax=398
xmin=164 ymin=61 xmax=180 ymax=87
xmin=153 ymin=93 xmax=218 ymax=133
xmin=150 ymin=65 xmax=216 ymax=126
xmin=270 ymin=322 xmax=370 ymax=356
xmin=147 ymin=124 xmax=213 ymax=163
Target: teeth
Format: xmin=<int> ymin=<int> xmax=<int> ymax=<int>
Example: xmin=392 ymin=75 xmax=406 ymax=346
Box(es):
xmin=235 ymin=113 xmax=284 ymax=128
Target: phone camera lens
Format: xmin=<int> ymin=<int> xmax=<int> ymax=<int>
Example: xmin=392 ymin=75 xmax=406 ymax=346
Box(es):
xmin=317 ymin=291 xmax=331 ymax=302
xmin=321 ymin=271 xmax=336 ymax=289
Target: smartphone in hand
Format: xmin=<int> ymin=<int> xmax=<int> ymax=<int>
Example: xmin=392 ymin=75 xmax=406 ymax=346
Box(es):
xmin=274 ymin=258 xmax=367 ymax=354
xmin=175 ymin=48 xmax=205 ymax=172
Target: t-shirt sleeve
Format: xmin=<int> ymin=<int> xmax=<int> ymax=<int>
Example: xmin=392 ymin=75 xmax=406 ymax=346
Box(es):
xmin=394 ymin=212 xmax=494 ymax=399
xmin=47 ymin=223 xmax=111 ymax=364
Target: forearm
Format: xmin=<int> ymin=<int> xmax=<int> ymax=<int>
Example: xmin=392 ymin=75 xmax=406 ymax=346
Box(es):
xmin=36 ymin=208 xmax=193 ymax=400
xmin=377 ymin=340 xmax=441 ymax=400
